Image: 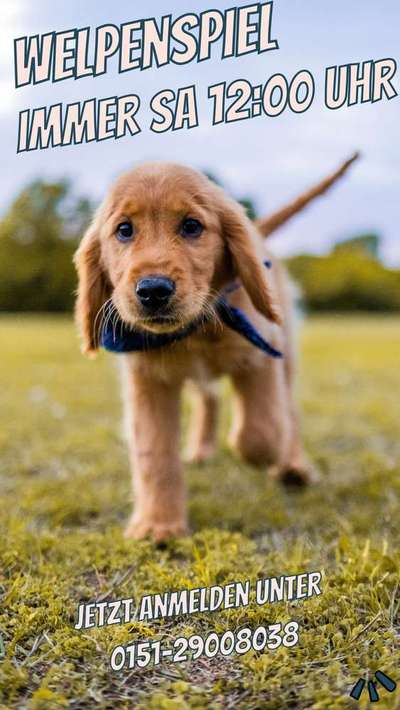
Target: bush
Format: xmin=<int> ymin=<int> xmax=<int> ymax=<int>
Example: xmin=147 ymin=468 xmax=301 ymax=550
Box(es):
xmin=287 ymin=250 xmax=400 ymax=312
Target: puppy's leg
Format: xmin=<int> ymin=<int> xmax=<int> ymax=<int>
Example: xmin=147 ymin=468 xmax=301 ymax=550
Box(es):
xmin=271 ymin=361 xmax=320 ymax=486
xmin=269 ymin=398 xmax=320 ymax=486
xmin=268 ymin=269 xmax=319 ymax=486
xmin=184 ymin=382 xmax=219 ymax=463
xmin=229 ymin=361 xmax=317 ymax=485
xmin=229 ymin=362 xmax=291 ymax=469
xmin=123 ymin=361 xmax=187 ymax=542
xmin=271 ymin=294 xmax=319 ymax=485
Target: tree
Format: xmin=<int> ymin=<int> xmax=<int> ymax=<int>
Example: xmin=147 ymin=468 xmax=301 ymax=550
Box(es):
xmin=333 ymin=234 xmax=380 ymax=258
xmin=0 ymin=180 xmax=92 ymax=312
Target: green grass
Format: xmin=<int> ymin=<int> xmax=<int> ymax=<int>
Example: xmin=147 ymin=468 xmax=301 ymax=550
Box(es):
xmin=0 ymin=314 xmax=399 ymax=709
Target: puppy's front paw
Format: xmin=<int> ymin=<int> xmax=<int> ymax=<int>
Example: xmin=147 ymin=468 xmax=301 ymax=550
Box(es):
xmin=270 ymin=462 xmax=321 ymax=487
xmin=124 ymin=516 xmax=188 ymax=543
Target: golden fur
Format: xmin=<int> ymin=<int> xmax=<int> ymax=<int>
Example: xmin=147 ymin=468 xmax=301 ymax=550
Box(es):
xmin=74 ymin=157 xmax=357 ymax=542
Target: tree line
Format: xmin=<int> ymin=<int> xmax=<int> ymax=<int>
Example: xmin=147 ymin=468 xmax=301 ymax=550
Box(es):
xmin=0 ymin=179 xmax=399 ymax=313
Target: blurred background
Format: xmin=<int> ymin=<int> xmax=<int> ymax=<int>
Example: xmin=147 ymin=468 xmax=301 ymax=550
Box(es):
xmin=1 ymin=176 xmax=399 ymax=314
xmin=0 ymin=0 xmax=399 ymax=317
xmin=0 ymin=179 xmax=400 ymax=312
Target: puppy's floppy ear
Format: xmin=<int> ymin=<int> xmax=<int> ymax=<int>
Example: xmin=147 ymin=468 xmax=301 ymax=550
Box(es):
xmin=74 ymin=222 xmax=111 ymax=355
xmin=220 ymin=199 xmax=281 ymax=325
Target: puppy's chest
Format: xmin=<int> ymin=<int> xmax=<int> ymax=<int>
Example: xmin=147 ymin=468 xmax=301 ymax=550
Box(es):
xmin=188 ymin=329 xmax=257 ymax=377
xmin=136 ymin=326 xmax=263 ymax=383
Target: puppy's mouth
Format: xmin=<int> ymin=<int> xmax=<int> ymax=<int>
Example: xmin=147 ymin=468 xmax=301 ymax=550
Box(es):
xmin=131 ymin=298 xmax=215 ymax=335
xmin=135 ymin=315 xmax=184 ymax=334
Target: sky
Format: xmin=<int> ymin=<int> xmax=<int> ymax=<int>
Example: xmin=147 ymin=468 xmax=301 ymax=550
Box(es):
xmin=1 ymin=0 xmax=399 ymax=264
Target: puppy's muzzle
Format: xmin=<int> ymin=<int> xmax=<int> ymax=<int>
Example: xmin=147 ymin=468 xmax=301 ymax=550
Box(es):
xmin=135 ymin=276 xmax=176 ymax=314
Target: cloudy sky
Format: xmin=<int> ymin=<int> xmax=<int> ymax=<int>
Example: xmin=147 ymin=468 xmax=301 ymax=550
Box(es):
xmin=1 ymin=0 xmax=399 ymax=263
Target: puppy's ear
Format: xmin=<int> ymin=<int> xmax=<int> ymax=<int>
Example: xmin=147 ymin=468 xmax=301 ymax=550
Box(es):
xmin=220 ymin=200 xmax=281 ymax=324
xmin=74 ymin=223 xmax=111 ymax=355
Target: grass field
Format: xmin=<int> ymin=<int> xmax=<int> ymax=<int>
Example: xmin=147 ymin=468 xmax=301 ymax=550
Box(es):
xmin=0 ymin=315 xmax=399 ymax=709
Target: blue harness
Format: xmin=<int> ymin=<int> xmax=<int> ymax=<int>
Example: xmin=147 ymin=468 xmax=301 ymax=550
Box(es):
xmin=101 ymin=261 xmax=282 ymax=359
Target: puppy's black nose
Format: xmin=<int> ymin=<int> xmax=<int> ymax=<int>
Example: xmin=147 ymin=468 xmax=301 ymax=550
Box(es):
xmin=136 ymin=276 xmax=176 ymax=310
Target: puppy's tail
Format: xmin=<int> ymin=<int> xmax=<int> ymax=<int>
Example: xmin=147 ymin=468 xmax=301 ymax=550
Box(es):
xmin=256 ymin=152 xmax=360 ymax=238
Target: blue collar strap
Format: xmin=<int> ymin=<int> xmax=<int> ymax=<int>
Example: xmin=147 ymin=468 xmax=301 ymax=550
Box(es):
xmin=100 ymin=261 xmax=282 ymax=359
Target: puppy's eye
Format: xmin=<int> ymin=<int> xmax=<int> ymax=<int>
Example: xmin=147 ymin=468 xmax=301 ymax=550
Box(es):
xmin=180 ymin=218 xmax=203 ymax=239
xmin=116 ymin=222 xmax=134 ymax=242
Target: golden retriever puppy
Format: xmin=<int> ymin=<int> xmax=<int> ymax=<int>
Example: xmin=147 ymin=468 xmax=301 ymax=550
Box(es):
xmin=74 ymin=156 xmax=358 ymax=542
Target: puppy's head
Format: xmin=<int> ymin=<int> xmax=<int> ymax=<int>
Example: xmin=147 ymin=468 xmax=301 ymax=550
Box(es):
xmin=74 ymin=162 xmax=280 ymax=354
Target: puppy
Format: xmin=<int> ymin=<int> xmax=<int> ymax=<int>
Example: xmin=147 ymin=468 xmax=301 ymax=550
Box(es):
xmin=74 ymin=156 xmax=358 ymax=542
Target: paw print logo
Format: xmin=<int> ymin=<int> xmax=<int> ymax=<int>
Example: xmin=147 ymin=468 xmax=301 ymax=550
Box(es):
xmin=350 ymin=671 xmax=397 ymax=702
